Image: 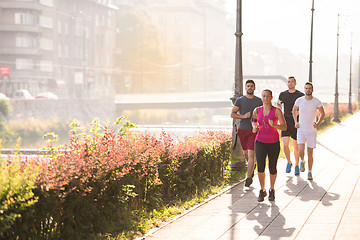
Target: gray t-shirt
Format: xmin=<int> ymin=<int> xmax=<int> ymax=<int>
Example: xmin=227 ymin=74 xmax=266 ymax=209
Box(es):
xmin=234 ymin=95 xmax=263 ymax=130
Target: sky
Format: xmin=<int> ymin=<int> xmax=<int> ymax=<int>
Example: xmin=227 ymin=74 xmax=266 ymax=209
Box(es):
xmin=226 ymin=0 xmax=360 ymax=58
xmin=225 ymin=0 xmax=360 ymax=100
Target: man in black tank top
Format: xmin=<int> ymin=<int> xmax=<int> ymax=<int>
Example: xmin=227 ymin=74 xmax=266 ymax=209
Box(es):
xmin=277 ymin=76 xmax=304 ymax=175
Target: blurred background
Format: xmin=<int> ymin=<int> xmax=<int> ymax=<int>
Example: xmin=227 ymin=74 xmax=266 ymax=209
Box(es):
xmin=0 ymin=0 xmax=359 ymax=146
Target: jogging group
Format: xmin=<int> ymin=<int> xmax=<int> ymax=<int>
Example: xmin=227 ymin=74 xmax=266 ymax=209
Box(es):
xmin=230 ymin=76 xmax=325 ymax=202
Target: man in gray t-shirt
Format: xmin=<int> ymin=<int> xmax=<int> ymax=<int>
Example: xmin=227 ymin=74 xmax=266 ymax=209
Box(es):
xmin=231 ymin=79 xmax=262 ymax=187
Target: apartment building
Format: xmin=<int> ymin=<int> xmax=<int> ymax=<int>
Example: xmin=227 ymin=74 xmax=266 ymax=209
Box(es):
xmin=112 ymin=0 xmax=235 ymax=93
xmin=0 ymin=0 xmax=117 ymax=99
xmin=147 ymin=0 xmax=235 ymax=92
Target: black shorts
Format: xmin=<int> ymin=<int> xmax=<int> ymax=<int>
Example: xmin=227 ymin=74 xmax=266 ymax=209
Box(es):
xmin=281 ymin=116 xmax=297 ymax=140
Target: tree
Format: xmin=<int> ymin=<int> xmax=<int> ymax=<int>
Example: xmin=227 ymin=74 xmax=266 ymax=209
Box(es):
xmin=115 ymin=9 xmax=167 ymax=93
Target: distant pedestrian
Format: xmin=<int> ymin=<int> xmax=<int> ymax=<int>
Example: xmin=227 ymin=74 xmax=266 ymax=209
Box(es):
xmin=277 ymin=76 xmax=304 ymax=175
xmin=231 ymin=79 xmax=262 ymax=187
xmin=252 ymin=89 xmax=287 ymax=202
xmin=292 ymin=82 xmax=325 ymax=180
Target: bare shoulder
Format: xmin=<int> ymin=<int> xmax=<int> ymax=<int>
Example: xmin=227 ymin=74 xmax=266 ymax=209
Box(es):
xmin=275 ymin=107 xmax=283 ymax=116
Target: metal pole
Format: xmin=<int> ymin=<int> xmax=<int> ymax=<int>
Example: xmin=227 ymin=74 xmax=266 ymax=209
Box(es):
xmin=309 ymin=0 xmax=315 ymax=83
xmin=349 ymin=32 xmax=353 ymax=114
xmin=230 ymin=0 xmax=245 ymax=171
xmin=233 ymin=0 xmax=243 ymax=101
xmin=358 ymin=54 xmax=360 ymax=106
xmin=333 ymin=14 xmax=341 ymax=123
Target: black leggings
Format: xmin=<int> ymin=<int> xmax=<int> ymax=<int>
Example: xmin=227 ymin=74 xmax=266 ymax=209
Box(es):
xmin=255 ymin=140 xmax=280 ymax=175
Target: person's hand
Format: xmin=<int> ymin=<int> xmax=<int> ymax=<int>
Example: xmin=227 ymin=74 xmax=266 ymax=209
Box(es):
xmin=313 ymin=122 xmax=319 ymax=128
xmin=243 ymin=112 xmax=251 ymax=119
xmin=295 ymin=122 xmax=300 ymax=129
xmin=252 ymin=126 xmax=259 ymax=133
xmin=268 ymin=119 xmax=274 ymax=127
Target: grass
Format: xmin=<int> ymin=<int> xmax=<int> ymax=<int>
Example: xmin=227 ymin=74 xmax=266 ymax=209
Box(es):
xmin=109 ymin=174 xmax=244 ymax=239
xmin=317 ymin=110 xmax=358 ymax=134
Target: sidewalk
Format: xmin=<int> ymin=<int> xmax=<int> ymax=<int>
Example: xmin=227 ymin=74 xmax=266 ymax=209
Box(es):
xmin=143 ymin=112 xmax=360 ymax=240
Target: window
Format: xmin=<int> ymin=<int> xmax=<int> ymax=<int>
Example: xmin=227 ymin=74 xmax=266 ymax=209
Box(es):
xmin=64 ymin=45 xmax=69 ymax=57
xmin=95 ymin=15 xmax=99 ymax=27
xmin=39 ymin=15 xmax=53 ymax=28
xmin=39 ymin=60 xmax=53 ymax=72
xmin=39 ymin=0 xmax=53 ymax=7
xmin=75 ymin=20 xmax=84 ymax=37
xmin=14 ymin=12 xmax=35 ymax=25
xmin=40 ymin=38 xmax=53 ymax=50
xmin=16 ymin=58 xmax=34 ymax=70
xmin=58 ymin=20 xmax=62 ymax=34
xmin=58 ymin=44 xmax=62 ymax=57
xmin=16 ymin=36 xmax=33 ymax=47
xmin=64 ymin=22 xmax=69 ymax=35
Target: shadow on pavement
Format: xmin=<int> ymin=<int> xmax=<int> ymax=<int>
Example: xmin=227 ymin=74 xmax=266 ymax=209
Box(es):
xmin=247 ymin=203 xmax=295 ymax=240
xmin=226 ymin=183 xmax=295 ymax=240
xmin=226 ymin=184 xmax=257 ymax=240
xmin=284 ymin=176 xmax=339 ymax=206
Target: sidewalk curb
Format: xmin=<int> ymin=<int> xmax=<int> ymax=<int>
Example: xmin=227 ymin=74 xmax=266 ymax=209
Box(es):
xmin=137 ymin=175 xmax=248 ymax=240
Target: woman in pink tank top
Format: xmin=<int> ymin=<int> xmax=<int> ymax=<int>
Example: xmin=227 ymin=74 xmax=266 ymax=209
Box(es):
xmin=252 ymin=89 xmax=287 ymax=202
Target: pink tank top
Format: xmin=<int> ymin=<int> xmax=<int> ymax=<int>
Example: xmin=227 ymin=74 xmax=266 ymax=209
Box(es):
xmin=256 ymin=106 xmax=279 ymax=143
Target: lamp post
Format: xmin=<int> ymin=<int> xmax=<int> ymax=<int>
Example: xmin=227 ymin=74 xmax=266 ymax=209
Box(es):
xmin=358 ymin=54 xmax=360 ymax=106
xmin=348 ymin=32 xmax=353 ymax=114
xmin=230 ymin=0 xmax=245 ymax=171
xmin=232 ymin=0 xmax=243 ymax=101
xmin=308 ymin=0 xmax=315 ymax=83
xmin=333 ymin=13 xmax=341 ymax=123
xmin=80 ymin=11 xmax=87 ymax=99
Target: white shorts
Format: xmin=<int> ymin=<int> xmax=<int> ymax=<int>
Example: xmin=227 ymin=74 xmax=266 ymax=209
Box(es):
xmin=297 ymin=130 xmax=317 ymax=148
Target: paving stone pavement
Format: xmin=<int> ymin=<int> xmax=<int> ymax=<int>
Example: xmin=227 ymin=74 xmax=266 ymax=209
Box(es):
xmin=142 ymin=112 xmax=360 ymax=240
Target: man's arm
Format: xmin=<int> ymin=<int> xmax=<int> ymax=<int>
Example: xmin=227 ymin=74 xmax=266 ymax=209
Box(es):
xmin=276 ymin=94 xmax=283 ymax=109
xmin=292 ymin=104 xmax=300 ymax=128
xmin=313 ymin=106 xmax=325 ymax=129
xmin=231 ymin=106 xmax=250 ymax=119
xmin=251 ymin=107 xmax=258 ymax=133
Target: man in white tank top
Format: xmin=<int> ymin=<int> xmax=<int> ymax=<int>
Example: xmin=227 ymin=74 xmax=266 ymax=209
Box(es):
xmin=292 ymin=82 xmax=325 ymax=180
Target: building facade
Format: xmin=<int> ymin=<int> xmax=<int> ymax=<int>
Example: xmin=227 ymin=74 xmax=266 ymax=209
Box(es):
xmin=0 ymin=0 xmax=117 ymax=99
xmin=147 ymin=0 xmax=235 ymax=92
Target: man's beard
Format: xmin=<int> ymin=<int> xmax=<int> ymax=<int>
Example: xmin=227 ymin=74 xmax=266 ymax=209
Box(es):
xmin=305 ymin=92 xmax=312 ymax=96
xmin=247 ymin=90 xmax=254 ymax=95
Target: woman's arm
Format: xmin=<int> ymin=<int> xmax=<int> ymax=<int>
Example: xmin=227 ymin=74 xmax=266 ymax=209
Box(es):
xmin=269 ymin=107 xmax=287 ymax=131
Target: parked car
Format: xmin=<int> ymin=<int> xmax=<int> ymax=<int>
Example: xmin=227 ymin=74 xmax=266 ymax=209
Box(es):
xmin=0 ymin=93 xmax=9 ymax=100
xmin=35 ymin=92 xmax=58 ymax=99
xmin=13 ymin=89 xmax=35 ymax=99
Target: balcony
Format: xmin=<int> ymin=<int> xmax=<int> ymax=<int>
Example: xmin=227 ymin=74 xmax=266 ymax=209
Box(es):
xmin=0 ymin=24 xmax=42 ymax=33
xmin=0 ymin=47 xmax=40 ymax=56
xmin=0 ymin=1 xmax=42 ymax=11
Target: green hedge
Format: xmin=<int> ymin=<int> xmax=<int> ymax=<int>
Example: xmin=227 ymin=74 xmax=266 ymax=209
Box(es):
xmin=0 ymin=117 xmax=232 ymax=239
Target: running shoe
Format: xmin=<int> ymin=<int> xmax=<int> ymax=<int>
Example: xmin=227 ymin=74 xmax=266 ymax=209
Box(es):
xmin=268 ymin=189 xmax=275 ymax=201
xmin=300 ymin=161 xmax=305 ymax=172
xmin=258 ymin=189 xmax=267 ymax=202
xmin=286 ymin=163 xmax=292 ymax=173
xmin=295 ymin=165 xmax=300 ymax=176
xmin=308 ymin=172 xmax=313 ymax=180
xmin=245 ymin=177 xmax=253 ymax=187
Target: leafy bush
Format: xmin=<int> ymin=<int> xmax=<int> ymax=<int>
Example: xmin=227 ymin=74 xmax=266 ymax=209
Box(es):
xmin=0 ymin=100 xmax=11 ymax=119
xmin=1 ymin=117 xmax=232 ymax=239
xmin=0 ymin=142 xmax=38 ymax=238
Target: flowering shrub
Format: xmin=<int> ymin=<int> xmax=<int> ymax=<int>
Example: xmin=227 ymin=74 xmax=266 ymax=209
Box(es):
xmin=1 ymin=117 xmax=232 ymax=239
xmin=0 ymin=139 xmax=38 ymax=238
